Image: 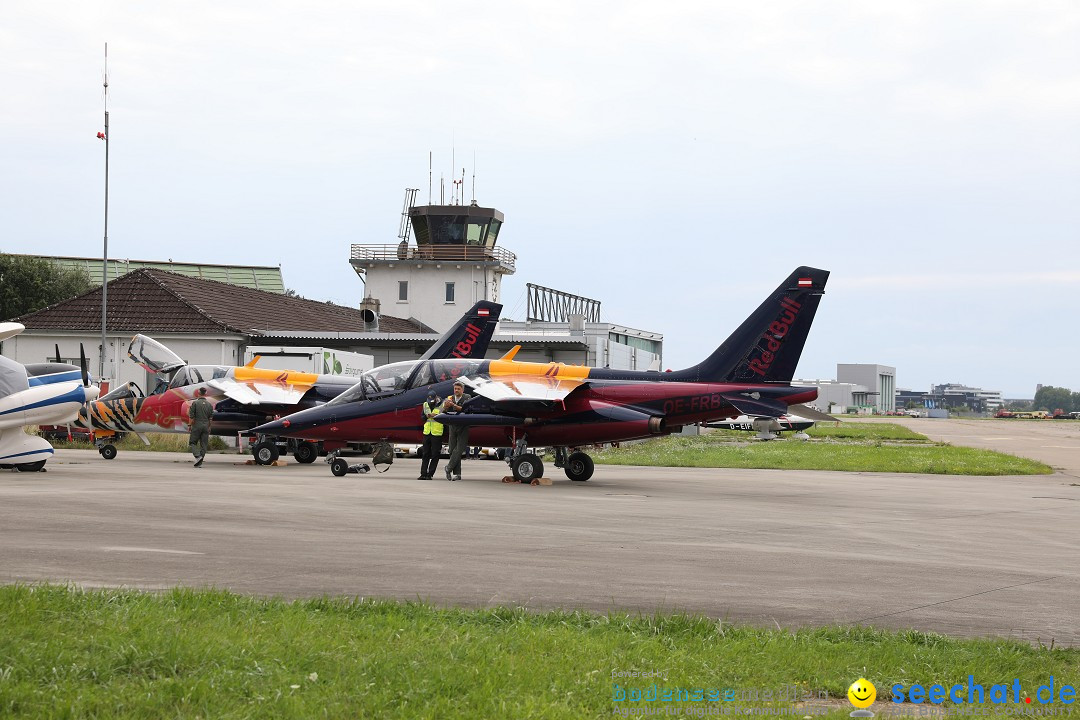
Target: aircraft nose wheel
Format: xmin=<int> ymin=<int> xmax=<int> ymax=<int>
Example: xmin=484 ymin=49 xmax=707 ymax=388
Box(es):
xmin=98 ymin=444 xmax=117 ymax=460
xmin=564 ymin=451 xmax=594 ymax=481
xmin=510 ymin=453 xmax=543 ymax=482
xmin=331 ymin=457 xmax=349 ymax=477
xmin=293 ymin=441 xmax=318 ymax=464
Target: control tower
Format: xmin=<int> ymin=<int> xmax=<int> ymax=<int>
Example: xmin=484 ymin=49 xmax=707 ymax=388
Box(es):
xmin=350 ymin=189 xmax=516 ymax=332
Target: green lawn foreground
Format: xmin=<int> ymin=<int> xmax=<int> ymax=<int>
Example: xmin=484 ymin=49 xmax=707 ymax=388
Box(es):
xmin=0 ymin=586 xmax=1076 ymax=719
xmin=594 ymin=423 xmax=1053 ymax=475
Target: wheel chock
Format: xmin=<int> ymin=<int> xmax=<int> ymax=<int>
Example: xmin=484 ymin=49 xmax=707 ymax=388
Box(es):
xmin=502 ymin=476 xmax=551 ymax=485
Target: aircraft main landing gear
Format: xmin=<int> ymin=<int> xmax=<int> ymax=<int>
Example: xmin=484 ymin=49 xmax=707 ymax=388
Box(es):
xmin=503 ymin=439 xmax=595 ymax=482
xmin=554 ymin=446 xmax=594 ymax=481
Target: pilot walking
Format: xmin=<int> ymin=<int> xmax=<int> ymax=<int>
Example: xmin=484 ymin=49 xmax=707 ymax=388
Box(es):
xmin=188 ymin=387 xmax=214 ymax=468
xmin=442 ymin=380 xmax=472 ymax=481
xmin=418 ymin=391 xmax=444 ymax=480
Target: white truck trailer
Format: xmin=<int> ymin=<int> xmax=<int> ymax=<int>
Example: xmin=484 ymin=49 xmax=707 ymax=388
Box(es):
xmin=243 ymin=346 xmax=374 ymax=377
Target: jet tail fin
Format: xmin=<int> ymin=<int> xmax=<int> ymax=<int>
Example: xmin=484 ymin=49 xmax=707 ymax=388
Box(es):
xmin=672 ymin=267 xmax=829 ymax=384
xmin=417 ymin=301 xmax=502 ymax=362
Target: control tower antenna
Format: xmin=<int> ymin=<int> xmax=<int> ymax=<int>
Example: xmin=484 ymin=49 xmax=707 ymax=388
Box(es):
xmin=471 ymin=152 xmax=477 ymax=205
xmin=428 ymin=151 xmax=432 ymax=205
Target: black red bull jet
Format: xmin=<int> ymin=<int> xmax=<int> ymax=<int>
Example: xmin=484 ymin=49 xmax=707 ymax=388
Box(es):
xmin=254 ymin=267 xmax=830 ymax=480
xmin=77 ymin=300 xmax=502 ymax=464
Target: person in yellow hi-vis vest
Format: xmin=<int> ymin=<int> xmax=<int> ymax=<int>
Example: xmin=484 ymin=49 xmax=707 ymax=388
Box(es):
xmin=418 ymin=391 xmax=445 ymax=480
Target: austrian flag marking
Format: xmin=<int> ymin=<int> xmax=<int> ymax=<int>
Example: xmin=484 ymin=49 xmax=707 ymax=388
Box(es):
xmin=477 ymin=308 xmax=490 ymax=317
xmin=798 ymin=278 xmax=813 ymax=288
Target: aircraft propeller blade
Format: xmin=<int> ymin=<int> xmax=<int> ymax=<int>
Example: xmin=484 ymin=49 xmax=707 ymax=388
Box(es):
xmin=54 ymin=344 xmax=62 ymax=364
xmin=79 ymin=343 xmax=90 ymax=387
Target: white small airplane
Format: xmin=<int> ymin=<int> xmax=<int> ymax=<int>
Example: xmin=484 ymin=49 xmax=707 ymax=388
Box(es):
xmin=705 ymin=406 xmax=834 ymax=441
xmin=0 ymin=323 xmax=100 ymax=471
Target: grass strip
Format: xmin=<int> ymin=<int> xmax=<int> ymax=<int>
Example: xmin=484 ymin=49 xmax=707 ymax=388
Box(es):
xmin=0 ymin=585 xmax=1075 ymax=719
xmin=594 ymin=434 xmax=1052 ymax=475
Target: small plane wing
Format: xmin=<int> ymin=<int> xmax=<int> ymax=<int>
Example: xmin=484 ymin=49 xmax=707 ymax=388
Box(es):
xmin=787 ymin=404 xmax=839 ymax=423
xmin=207 ymin=378 xmax=310 ymax=406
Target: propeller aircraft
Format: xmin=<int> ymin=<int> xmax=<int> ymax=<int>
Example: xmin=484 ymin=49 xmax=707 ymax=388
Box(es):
xmin=253 ymin=267 xmax=831 ymax=480
xmin=0 ymin=322 xmax=100 ymax=472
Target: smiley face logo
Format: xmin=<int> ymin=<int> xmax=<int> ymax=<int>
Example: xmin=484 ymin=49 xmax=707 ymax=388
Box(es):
xmin=848 ymin=678 xmax=877 ymax=709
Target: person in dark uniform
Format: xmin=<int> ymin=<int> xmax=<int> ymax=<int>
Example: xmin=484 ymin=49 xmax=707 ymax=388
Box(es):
xmin=188 ymin=387 xmax=214 ymax=468
xmin=442 ymin=381 xmax=472 ymax=481
xmin=418 ymin=391 xmax=444 ymax=480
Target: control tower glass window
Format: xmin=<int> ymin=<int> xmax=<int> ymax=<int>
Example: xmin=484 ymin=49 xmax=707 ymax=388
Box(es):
xmin=466 ymin=221 xmax=486 ymax=246
xmin=485 ymin=219 xmax=501 ymax=248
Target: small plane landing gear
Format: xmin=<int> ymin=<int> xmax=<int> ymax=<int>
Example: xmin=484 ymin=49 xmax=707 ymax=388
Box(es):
xmin=16 ymin=460 xmax=47 ymax=472
xmin=553 ymin=446 xmax=593 ymax=481
xmin=510 ymin=453 xmax=544 ymax=482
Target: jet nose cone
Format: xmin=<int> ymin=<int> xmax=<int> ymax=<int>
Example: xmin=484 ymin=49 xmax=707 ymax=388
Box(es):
xmin=254 ymin=419 xmax=285 ymax=435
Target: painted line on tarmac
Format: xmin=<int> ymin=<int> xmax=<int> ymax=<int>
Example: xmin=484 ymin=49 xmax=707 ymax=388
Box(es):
xmin=100 ymin=546 xmax=204 ymax=555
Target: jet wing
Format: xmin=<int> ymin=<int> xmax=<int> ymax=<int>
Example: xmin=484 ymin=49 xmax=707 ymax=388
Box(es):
xmin=207 ymin=378 xmax=311 ymax=406
xmin=719 ymin=391 xmax=789 ymax=418
xmin=462 ymin=374 xmax=587 ymax=408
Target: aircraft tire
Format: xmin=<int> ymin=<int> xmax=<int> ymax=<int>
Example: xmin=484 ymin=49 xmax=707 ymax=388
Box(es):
xmin=331 ymin=457 xmax=349 ymax=477
xmin=253 ymin=442 xmax=279 ymax=465
xmin=564 ymin=452 xmax=594 ymax=481
xmin=16 ymin=460 xmax=47 ymax=472
xmin=510 ymin=453 xmax=543 ymax=482
xmin=293 ymin=441 xmax=318 ymax=464
xmin=99 ymin=444 xmax=118 ymax=460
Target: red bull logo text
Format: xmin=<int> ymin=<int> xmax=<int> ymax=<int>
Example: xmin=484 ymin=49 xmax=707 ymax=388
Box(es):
xmin=747 ymin=297 xmax=801 ymax=377
xmin=451 ymin=323 xmax=483 ymax=359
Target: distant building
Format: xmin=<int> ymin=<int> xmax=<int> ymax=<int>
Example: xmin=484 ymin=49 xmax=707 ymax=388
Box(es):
xmin=796 ymin=363 xmax=896 ymax=414
xmin=896 ymin=383 xmax=1003 ymax=413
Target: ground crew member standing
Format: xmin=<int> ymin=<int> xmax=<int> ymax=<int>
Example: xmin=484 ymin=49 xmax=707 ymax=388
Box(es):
xmin=188 ymin=387 xmax=214 ymax=468
xmin=442 ymin=380 xmax=472 ymax=481
xmin=418 ymin=391 xmax=444 ymax=480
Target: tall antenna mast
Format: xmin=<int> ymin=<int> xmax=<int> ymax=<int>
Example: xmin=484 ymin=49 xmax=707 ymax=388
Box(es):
xmin=98 ymin=42 xmax=110 ymax=382
xmin=471 ymin=151 xmax=476 ymax=205
xmin=428 ymin=151 xmax=432 ymax=205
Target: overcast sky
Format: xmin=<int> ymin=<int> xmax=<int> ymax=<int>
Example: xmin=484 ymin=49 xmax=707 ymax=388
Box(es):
xmin=2 ymin=1 xmax=1077 ymax=397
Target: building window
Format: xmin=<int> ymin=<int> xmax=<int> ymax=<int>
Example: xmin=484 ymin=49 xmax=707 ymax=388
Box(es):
xmin=398 ymin=281 xmax=408 ymax=302
xmin=445 ymin=282 xmax=455 ymax=303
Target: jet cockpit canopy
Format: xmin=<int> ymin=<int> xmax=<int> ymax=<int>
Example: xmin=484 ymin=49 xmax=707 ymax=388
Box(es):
xmin=128 ymin=335 xmax=186 ymax=374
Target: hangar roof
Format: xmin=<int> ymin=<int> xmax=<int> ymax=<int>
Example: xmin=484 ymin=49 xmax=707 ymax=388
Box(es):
xmin=15 ymin=268 xmax=430 ymax=336
xmin=11 ymin=253 xmax=286 ymax=293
